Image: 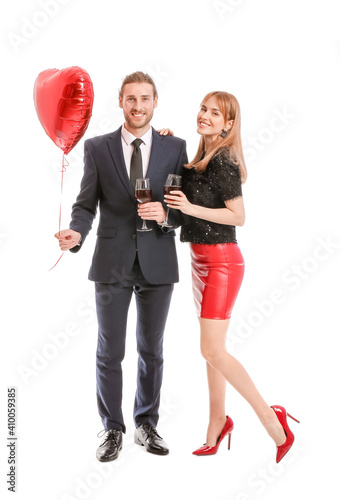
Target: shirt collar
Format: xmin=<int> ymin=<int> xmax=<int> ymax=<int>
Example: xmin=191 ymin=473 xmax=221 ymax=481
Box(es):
xmin=121 ymin=124 xmax=152 ymax=146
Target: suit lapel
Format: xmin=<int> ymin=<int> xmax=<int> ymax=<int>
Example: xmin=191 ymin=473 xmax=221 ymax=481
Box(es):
xmin=146 ymin=128 xmax=164 ymax=180
xmin=106 ymin=126 xmax=136 ymax=202
xmin=106 ymin=126 xmax=164 ymax=201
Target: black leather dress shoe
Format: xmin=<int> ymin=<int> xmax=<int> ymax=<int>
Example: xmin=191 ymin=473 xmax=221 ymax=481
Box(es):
xmin=96 ymin=429 xmax=123 ymax=462
xmin=134 ymin=424 xmax=169 ymax=455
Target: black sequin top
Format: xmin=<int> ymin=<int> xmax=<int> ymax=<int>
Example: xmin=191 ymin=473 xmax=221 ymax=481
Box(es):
xmin=180 ymin=149 xmax=243 ymax=245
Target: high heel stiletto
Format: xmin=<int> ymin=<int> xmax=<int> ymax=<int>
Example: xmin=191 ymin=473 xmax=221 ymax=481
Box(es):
xmin=271 ymin=405 xmax=300 ymax=463
xmin=192 ymin=416 xmax=234 ymax=456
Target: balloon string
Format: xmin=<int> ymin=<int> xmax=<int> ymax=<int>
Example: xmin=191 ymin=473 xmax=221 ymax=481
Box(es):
xmin=48 ymin=252 xmax=64 ymax=271
xmin=48 ymin=153 xmax=69 ymax=271
xmin=58 ymin=154 xmax=69 ymax=235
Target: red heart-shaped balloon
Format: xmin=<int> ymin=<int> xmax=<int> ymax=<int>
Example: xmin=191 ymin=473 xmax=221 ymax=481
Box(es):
xmin=34 ymin=66 xmax=94 ymax=155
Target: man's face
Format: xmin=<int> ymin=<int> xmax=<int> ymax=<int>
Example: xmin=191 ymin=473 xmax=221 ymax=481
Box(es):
xmin=119 ymin=82 xmax=158 ymax=135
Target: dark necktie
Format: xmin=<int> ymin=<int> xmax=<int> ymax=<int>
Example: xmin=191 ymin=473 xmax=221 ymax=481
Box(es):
xmin=130 ymin=138 xmax=143 ymax=189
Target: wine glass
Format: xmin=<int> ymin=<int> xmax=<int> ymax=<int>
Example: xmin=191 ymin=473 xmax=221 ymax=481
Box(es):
xmin=135 ymin=178 xmax=152 ymax=232
xmin=159 ymin=174 xmax=182 ymax=228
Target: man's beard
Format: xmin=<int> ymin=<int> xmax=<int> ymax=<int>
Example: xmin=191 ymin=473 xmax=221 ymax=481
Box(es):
xmin=125 ymin=111 xmax=153 ymax=131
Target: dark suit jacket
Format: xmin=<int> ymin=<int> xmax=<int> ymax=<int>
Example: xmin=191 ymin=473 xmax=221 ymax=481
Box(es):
xmin=69 ymin=126 xmax=187 ymax=284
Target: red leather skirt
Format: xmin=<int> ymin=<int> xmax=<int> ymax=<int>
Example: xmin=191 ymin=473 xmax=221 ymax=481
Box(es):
xmin=190 ymin=243 xmax=245 ymax=320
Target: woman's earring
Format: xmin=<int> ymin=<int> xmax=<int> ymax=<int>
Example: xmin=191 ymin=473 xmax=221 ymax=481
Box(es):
xmin=221 ymin=129 xmax=228 ymax=138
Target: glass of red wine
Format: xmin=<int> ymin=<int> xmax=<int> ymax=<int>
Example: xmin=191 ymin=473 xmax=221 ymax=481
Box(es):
xmin=159 ymin=174 xmax=182 ymax=228
xmin=135 ymin=178 xmax=152 ymax=232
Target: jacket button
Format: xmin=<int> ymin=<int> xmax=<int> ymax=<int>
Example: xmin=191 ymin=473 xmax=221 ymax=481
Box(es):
xmin=132 ymin=234 xmax=137 ymax=239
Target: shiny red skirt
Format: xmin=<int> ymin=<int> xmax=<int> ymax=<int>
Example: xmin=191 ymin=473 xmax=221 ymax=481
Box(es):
xmin=190 ymin=243 xmax=245 ymax=320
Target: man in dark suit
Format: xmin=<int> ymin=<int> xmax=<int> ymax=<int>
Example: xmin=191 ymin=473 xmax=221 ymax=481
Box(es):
xmin=55 ymin=71 xmax=187 ymax=461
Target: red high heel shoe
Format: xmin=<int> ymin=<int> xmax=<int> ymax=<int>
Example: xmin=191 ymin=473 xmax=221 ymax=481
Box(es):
xmin=271 ymin=405 xmax=300 ymax=463
xmin=192 ymin=416 xmax=234 ymax=456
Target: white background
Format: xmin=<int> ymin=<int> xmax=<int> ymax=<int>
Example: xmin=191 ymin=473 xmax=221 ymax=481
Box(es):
xmin=1 ymin=0 xmax=340 ymax=499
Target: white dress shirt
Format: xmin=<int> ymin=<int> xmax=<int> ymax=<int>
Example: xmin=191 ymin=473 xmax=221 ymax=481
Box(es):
xmin=121 ymin=125 xmax=153 ymax=178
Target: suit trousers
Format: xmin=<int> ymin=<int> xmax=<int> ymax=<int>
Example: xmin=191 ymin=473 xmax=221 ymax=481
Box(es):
xmin=95 ymin=255 xmax=174 ymax=433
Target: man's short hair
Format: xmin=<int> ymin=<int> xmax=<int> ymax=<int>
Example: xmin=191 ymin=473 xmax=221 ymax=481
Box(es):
xmin=119 ymin=71 xmax=158 ymax=98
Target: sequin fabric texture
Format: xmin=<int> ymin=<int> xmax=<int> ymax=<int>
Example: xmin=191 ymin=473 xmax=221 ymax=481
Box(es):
xmin=180 ymin=149 xmax=243 ymax=245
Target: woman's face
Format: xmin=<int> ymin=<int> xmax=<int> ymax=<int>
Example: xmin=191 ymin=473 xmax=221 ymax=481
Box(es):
xmin=197 ymin=96 xmax=226 ymax=141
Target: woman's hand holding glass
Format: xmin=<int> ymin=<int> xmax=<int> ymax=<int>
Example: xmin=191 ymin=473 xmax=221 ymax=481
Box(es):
xmin=159 ymin=174 xmax=182 ymax=227
xmin=164 ymin=190 xmax=193 ymax=215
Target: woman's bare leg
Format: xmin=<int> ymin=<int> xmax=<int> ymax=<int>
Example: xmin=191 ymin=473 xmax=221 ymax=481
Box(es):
xmin=205 ymin=362 xmax=227 ymax=445
xmin=200 ymin=317 xmax=286 ymax=446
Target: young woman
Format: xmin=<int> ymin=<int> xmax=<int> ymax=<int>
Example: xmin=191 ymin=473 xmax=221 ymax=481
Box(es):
xmin=165 ymin=91 xmax=299 ymax=462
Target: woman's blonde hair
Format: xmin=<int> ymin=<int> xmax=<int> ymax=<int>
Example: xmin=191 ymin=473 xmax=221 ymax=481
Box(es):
xmin=186 ymin=91 xmax=247 ymax=183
